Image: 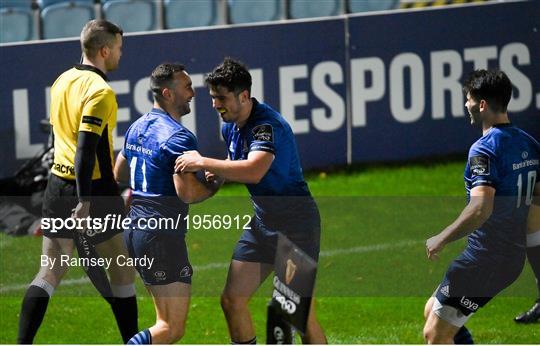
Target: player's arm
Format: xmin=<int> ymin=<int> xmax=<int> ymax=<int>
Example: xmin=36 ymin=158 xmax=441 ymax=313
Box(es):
xmin=175 ymin=150 xmax=273 ymax=184
xmin=114 ymin=151 xmax=129 ymax=184
xmin=426 ymin=185 xmax=495 ymax=260
xmin=173 ymin=172 xmax=221 ymax=204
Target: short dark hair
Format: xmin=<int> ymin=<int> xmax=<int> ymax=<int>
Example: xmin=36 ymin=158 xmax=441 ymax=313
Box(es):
xmin=205 ymin=58 xmax=252 ymax=95
xmin=80 ymin=20 xmax=123 ymax=58
xmin=463 ymin=69 xmax=512 ymax=113
xmin=150 ymin=63 xmax=186 ymax=103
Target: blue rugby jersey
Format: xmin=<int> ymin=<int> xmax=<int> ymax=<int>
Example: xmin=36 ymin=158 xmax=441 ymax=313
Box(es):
xmin=122 ymin=108 xmax=197 ymax=233
xmin=464 ymin=124 xmax=540 ymax=259
xmin=221 ymin=98 xmax=316 ymax=230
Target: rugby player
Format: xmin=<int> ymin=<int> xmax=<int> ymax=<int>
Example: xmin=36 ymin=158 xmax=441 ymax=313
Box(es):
xmin=115 ymin=63 xmax=221 ymax=344
xmin=423 ymin=69 xmax=540 ymax=343
xmin=18 ymin=20 xmax=138 ymax=343
xmin=176 ymin=58 xmax=327 ymax=344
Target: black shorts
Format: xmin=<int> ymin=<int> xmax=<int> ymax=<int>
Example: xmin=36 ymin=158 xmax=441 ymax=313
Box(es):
xmin=42 ymin=174 xmax=125 ymax=244
xmin=232 ymin=212 xmax=321 ymax=265
xmin=124 ymin=228 xmax=192 ymax=285
xmin=435 ymin=250 xmax=525 ymax=316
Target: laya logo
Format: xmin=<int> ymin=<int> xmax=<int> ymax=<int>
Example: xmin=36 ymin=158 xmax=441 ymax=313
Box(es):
xmin=460 ymin=297 xmax=479 ymax=312
xmin=252 ymin=124 xmax=273 ymax=142
xmin=285 ymin=258 xmax=297 ymax=285
xmin=470 ymin=156 xmax=489 ymax=176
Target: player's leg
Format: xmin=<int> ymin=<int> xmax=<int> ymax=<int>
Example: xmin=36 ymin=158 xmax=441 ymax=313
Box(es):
xmin=515 ymin=222 xmax=540 ymax=323
xmin=423 ymin=303 xmax=460 ymax=344
xmin=301 ymin=296 xmax=327 ymax=344
xmin=18 ymin=236 xmax=74 ymax=343
xmin=221 ymin=259 xmax=273 ymax=344
xmin=127 ymin=282 xmax=191 ymax=344
xmin=95 ymin=232 xmax=138 ymax=343
xmin=425 ymin=296 xmax=473 ymax=344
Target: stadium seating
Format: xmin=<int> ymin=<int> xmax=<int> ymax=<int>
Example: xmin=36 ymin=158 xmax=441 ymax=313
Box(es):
xmin=0 ymin=0 xmax=35 ymax=43
xmin=39 ymin=0 xmax=95 ymax=39
xmin=348 ymin=0 xmax=399 ymax=13
xmin=102 ymin=0 xmax=157 ymax=32
xmin=228 ymin=0 xmax=282 ymax=24
xmin=288 ymin=0 xmax=342 ymax=19
xmin=164 ymin=0 xmax=218 ymax=29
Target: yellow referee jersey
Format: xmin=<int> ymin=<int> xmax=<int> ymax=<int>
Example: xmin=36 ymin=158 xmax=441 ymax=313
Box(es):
xmin=49 ymin=64 xmax=117 ymax=181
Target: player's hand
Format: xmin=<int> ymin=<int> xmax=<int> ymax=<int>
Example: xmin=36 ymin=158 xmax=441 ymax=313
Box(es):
xmin=71 ymin=201 xmax=91 ymax=234
xmin=205 ymin=170 xmax=224 ymax=190
xmin=175 ymin=150 xmax=204 ymax=173
xmin=426 ymin=234 xmax=446 ymax=261
xmin=205 ymin=170 xmax=219 ymax=182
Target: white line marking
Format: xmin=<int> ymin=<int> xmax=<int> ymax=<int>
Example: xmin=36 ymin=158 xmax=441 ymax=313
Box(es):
xmin=0 ymin=239 xmax=422 ymax=293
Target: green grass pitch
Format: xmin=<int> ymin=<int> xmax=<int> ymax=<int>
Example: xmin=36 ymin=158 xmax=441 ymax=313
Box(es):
xmin=0 ymin=160 xmax=538 ymax=343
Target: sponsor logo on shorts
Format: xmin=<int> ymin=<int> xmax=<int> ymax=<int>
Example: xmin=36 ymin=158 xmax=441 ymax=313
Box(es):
xmin=522 ymin=151 xmax=528 ymax=159
xmin=440 ymin=285 xmax=450 ymax=298
xmin=459 ymin=297 xmax=479 ymax=312
xmin=179 ymin=266 xmax=191 ymax=278
xmin=154 ymin=270 xmax=166 ymax=281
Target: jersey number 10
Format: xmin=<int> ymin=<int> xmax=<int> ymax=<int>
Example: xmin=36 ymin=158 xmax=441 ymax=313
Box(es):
xmin=516 ymin=171 xmax=537 ymax=208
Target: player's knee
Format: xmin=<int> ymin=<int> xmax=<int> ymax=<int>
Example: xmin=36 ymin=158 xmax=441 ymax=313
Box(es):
xmin=220 ymin=292 xmax=245 ymax=313
xmin=168 ymin=324 xmax=185 ymax=343
xmin=157 ymin=321 xmax=184 ymax=343
xmin=423 ymin=324 xmax=453 ymax=344
xmin=37 ymin=265 xmax=69 ymax=288
xmin=423 ymin=324 xmax=436 ymax=344
xmin=107 ymin=264 xmax=136 ymax=285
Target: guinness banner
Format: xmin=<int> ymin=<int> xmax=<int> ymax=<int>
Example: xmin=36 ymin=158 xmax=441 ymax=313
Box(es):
xmin=269 ymin=233 xmax=317 ymax=336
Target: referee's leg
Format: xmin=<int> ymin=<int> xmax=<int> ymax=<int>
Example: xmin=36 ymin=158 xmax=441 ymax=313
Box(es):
xmin=96 ymin=233 xmax=138 ymax=343
xmin=18 ymin=237 xmax=74 ymax=344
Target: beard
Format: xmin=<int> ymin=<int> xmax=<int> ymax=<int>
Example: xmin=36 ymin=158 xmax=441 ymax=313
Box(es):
xmin=105 ymin=57 xmax=119 ymax=72
xmin=468 ymin=104 xmax=482 ymax=125
xmin=179 ymin=103 xmax=191 ymax=116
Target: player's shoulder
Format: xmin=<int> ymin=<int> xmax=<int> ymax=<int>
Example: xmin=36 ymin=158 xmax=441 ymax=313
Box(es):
xmin=164 ymin=122 xmax=197 ymax=149
xmin=250 ymin=100 xmax=289 ymax=134
xmin=513 ymin=127 xmax=540 ymax=150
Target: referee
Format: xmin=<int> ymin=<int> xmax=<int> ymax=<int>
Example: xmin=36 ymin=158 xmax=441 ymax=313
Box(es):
xmin=17 ymin=20 xmax=138 ymax=343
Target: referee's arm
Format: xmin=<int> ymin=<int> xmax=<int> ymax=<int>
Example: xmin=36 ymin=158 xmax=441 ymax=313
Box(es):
xmin=72 ymin=131 xmax=100 ymax=220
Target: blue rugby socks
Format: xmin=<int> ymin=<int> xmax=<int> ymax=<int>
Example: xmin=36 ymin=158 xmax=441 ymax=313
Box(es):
xmin=454 ymin=326 xmax=474 ymax=344
xmin=127 ymin=329 xmax=152 ymax=344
